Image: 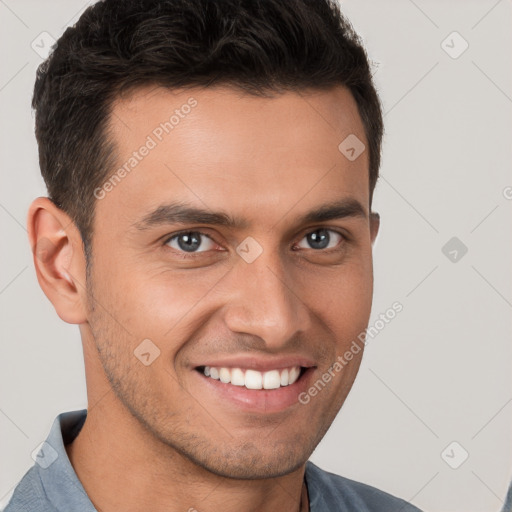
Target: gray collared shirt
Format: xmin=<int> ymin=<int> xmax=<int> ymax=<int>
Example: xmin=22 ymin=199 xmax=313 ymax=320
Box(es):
xmin=3 ymin=410 xmax=423 ymax=512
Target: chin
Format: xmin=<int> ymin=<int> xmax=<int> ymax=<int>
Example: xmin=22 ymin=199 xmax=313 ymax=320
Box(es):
xmin=199 ymin=453 xmax=307 ymax=480
xmin=166 ymin=436 xmax=310 ymax=480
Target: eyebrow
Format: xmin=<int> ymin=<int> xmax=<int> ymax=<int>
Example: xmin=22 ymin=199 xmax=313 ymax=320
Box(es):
xmin=131 ymin=198 xmax=367 ymax=232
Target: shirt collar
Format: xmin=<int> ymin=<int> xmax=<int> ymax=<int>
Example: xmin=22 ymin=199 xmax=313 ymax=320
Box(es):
xmin=37 ymin=409 xmax=96 ymax=511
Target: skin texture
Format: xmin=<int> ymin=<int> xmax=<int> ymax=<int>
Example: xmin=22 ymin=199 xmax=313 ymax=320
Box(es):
xmin=28 ymin=85 xmax=380 ymax=512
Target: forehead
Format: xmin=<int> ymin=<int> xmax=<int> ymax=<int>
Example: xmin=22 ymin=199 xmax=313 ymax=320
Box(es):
xmin=98 ymin=85 xmax=370 ymax=234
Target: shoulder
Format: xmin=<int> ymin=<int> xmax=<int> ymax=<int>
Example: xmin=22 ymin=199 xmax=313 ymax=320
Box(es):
xmin=2 ymin=466 xmax=57 ymax=512
xmin=2 ymin=410 xmax=88 ymax=512
xmin=305 ymin=461 xmax=423 ymax=512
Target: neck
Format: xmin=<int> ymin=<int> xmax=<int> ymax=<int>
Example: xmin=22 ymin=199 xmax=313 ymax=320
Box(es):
xmin=65 ymin=396 xmax=309 ymax=512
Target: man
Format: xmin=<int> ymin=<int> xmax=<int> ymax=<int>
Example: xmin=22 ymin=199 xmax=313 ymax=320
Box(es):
xmin=5 ymin=0 xmax=422 ymax=511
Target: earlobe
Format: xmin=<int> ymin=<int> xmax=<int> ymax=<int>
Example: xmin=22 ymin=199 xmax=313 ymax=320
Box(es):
xmin=369 ymin=211 xmax=380 ymax=244
xmin=28 ymin=197 xmax=88 ymax=324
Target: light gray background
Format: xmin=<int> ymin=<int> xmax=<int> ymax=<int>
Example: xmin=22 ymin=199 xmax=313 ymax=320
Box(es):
xmin=1 ymin=1 xmax=511 ymax=511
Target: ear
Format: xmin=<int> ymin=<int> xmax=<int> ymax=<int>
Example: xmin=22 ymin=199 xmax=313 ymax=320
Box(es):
xmin=369 ymin=211 xmax=380 ymax=245
xmin=27 ymin=197 xmax=88 ymax=324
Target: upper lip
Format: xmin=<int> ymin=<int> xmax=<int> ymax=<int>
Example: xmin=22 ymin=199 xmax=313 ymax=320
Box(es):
xmin=193 ymin=355 xmax=316 ymax=372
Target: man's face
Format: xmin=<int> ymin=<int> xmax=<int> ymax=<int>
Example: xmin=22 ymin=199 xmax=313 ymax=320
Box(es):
xmin=83 ymin=85 xmax=378 ymax=479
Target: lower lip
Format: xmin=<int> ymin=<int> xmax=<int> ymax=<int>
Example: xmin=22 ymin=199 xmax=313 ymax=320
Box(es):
xmin=193 ymin=368 xmax=315 ymax=414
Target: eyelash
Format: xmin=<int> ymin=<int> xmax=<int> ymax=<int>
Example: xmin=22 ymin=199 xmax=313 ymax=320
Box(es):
xmin=162 ymin=228 xmax=347 ymax=259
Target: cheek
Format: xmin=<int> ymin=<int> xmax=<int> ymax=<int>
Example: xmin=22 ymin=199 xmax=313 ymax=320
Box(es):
xmin=90 ymin=236 xmax=373 ymax=346
xmin=92 ymin=259 xmax=227 ymax=343
xmin=304 ymin=254 xmax=374 ymax=339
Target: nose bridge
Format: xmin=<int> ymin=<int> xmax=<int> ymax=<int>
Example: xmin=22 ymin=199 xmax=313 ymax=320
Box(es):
xmin=222 ymin=249 xmax=309 ymax=346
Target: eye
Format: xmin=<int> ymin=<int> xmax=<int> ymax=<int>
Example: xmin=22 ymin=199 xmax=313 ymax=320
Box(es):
xmin=165 ymin=231 xmax=216 ymax=253
xmin=296 ymin=228 xmax=344 ymax=250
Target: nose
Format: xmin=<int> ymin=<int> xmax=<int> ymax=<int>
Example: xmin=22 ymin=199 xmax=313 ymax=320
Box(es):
xmin=220 ymin=249 xmax=312 ymax=349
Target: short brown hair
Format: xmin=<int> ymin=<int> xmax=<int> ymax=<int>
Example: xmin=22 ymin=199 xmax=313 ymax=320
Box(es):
xmin=33 ymin=0 xmax=383 ymax=260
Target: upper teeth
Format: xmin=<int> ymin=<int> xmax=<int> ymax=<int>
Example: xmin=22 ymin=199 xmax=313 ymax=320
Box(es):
xmin=204 ymin=366 xmax=301 ymax=389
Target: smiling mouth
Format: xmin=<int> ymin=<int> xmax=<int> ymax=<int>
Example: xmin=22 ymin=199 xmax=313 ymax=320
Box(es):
xmin=195 ymin=365 xmax=308 ymax=390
